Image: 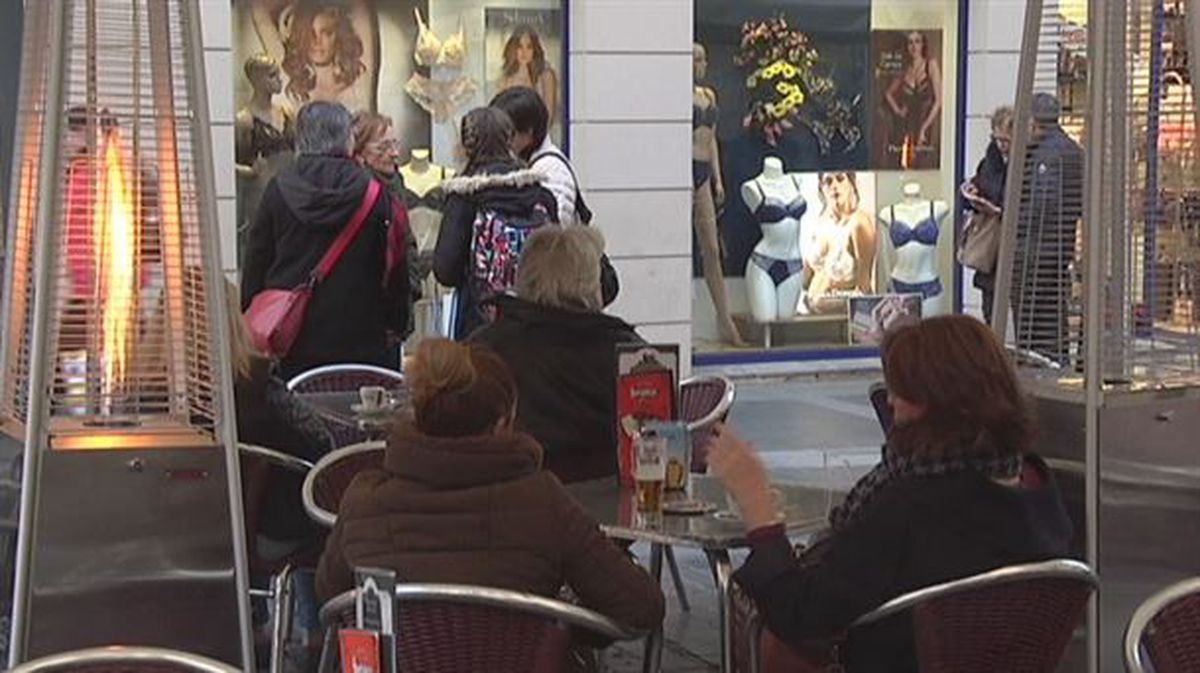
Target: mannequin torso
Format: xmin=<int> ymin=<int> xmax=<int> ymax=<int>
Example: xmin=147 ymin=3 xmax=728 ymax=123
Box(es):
xmin=741 ymin=158 xmax=806 ymax=321
xmin=878 ymin=185 xmax=949 ymax=314
xmin=400 ymin=149 xmax=454 ymax=253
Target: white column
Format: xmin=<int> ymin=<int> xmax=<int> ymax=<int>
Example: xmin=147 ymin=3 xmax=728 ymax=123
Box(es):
xmin=569 ymin=0 xmax=694 ymax=373
xmin=198 ymin=0 xmax=238 ymax=274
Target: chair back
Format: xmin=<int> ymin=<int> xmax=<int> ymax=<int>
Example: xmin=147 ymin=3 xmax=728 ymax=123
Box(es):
xmin=1125 ymin=576 xmax=1200 ymax=673
xmin=286 ymin=364 xmax=404 ymax=394
xmin=302 ymin=441 xmax=385 ymax=528
xmin=679 ymin=375 xmax=735 ymax=472
xmin=238 ymin=444 xmax=315 ymax=569
xmin=319 ymin=583 xmax=643 ymax=673
xmin=9 ymin=646 xmax=240 ymax=673
xmin=854 ymin=559 xmax=1096 ymax=673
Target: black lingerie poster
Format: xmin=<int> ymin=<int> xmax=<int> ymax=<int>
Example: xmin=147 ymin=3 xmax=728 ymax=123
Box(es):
xmin=869 ymin=30 xmax=943 ymax=171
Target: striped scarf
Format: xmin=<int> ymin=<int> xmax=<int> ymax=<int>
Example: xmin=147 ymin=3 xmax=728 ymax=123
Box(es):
xmin=829 ymin=430 xmax=1021 ymax=532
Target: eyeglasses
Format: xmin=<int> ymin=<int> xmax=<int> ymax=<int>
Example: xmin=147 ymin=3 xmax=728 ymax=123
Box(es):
xmin=822 ymin=173 xmax=850 ymax=187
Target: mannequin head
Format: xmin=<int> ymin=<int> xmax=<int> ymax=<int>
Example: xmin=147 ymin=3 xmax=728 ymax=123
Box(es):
xmin=244 ymin=54 xmax=283 ymax=97
xmin=693 ymin=43 xmax=709 ymax=81
xmin=818 ymin=171 xmax=860 ymax=218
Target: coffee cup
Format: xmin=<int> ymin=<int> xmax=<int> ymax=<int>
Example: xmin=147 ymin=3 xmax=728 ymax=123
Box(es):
xmin=359 ymin=385 xmax=387 ymax=411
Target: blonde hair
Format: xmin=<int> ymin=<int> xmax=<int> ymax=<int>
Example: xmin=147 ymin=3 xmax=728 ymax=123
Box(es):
xmin=224 ymin=279 xmax=259 ymax=381
xmin=409 ymin=339 xmax=517 ymax=437
xmin=991 ymin=105 xmax=1014 ymax=134
xmin=516 ymin=226 xmax=605 ymax=312
xmin=243 ymin=53 xmax=277 ymax=84
xmin=351 ymin=111 xmax=393 ymax=160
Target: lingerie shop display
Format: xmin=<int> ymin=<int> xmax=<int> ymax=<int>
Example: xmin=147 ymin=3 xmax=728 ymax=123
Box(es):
xmin=878 ymin=183 xmax=949 ymax=316
xmin=405 ymin=8 xmax=478 ymax=124
xmin=742 ymin=157 xmax=806 ymax=322
xmin=235 ymin=54 xmax=295 ymax=262
xmin=735 ymin=16 xmax=861 ymax=150
xmin=401 ymin=148 xmax=455 ymax=340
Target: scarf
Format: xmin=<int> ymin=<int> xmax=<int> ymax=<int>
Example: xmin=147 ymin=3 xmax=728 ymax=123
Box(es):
xmin=829 ymin=425 xmax=1021 ymax=532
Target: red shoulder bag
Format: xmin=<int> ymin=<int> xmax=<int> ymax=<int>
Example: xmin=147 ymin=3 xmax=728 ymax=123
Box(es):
xmin=245 ymin=180 xmax=383 ymax=358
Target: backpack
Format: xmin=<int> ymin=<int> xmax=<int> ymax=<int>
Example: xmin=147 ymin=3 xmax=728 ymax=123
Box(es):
xmin=469 ymin=205 xmax=552 ymax=301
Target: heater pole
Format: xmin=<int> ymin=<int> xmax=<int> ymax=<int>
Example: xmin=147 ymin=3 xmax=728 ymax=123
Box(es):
xmin=9 ymin=0 xmax=69 ymax=664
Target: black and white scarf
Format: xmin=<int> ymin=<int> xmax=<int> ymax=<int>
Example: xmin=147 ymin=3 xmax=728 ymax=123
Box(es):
xmin=829 ymin=427 xmax=1021 ymax=532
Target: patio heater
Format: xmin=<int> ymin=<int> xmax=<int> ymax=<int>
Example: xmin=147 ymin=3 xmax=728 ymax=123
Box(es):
xmin=996 ymin=0 xmax=1200 ymax=670
xmin=0 ymin=0 xmax=250 ymax=667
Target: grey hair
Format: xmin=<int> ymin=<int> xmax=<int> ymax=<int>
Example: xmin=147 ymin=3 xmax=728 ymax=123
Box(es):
xmin=295 ymin=101 xmax=353 ymax=156
xmin=516 ymin=226 xmax=605 ymax=312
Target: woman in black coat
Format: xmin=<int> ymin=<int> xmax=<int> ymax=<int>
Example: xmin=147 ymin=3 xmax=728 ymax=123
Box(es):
xmin=963 ymin=106 xmax=1013 ymax=324
xmin=709 ymin=315 xmax=1072 ymax=672
xmin=433 ymin=107 xmax=558 ymax=340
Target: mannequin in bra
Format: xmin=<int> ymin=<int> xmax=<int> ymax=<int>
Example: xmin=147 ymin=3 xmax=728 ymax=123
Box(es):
xmin=693 ymin=42 xmax=744 ymax=345
xmin=406 ymin=9 xmax=477 ymax=124
xmin=236 ymin=54 xmax=294 ymax=259
xmin=400 ymin=148 xmax=455 ymax=261
xmin=878 ymin=182 xmax=949 ymax=316
xmin=803 ymin=171 xmax=877 ymax=314
xmin=741 ymin=157 xmax=806 ymax=322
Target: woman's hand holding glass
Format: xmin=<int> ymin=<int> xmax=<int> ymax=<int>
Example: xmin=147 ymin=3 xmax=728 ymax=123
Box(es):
xmin=706 ymin=423 xmax=777 ymax=531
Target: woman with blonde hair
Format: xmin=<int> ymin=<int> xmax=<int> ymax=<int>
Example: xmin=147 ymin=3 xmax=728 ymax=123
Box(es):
xmin=709 ymin=315 xmax=1071 ymax=671
xmin=472 ymin=227 xmax=643 ymax=482
xmin=316 ymin=338 xmax=664 ymax=634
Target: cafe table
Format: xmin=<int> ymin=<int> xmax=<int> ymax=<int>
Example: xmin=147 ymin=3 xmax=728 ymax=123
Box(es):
xmin=567 ymin=475 xmax=846 ymax=673
xmin=295 ymin=390 xmax=409 ymax=441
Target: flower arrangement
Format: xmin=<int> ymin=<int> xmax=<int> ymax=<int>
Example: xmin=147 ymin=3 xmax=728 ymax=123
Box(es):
xmin=735 ymin=16 xmax=861 ymax=151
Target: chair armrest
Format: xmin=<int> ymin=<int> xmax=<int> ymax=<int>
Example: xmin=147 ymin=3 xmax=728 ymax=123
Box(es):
xmin=239 ymin=443 xmax=314 ymax=474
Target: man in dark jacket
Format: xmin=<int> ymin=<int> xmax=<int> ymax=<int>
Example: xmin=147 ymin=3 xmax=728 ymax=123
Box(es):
xmin=1012 ymin=93 xmax=1083 ymax=366
xmin=241 ymin=101 xmax=410 ymax=379
xmin=471 ymin=227 xmax=642 ymax=482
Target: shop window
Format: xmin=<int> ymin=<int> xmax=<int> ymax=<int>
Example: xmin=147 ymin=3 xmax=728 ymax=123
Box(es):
xmin=232 ymin=0 xmax=566 ymax=338
xmin=693 ymin=0 xmax=961 ymax=356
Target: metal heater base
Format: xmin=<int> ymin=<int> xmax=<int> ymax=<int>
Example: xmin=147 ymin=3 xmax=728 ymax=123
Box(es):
xmin=22 ymin=446 xmax=243 ymax=666
xmin=1032 ymin=382 xmax=1200 ymax=671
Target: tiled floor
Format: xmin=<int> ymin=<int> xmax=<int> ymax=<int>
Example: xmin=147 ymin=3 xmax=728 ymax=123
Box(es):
xmin=602 ymin=373 xmax=885 ymax=672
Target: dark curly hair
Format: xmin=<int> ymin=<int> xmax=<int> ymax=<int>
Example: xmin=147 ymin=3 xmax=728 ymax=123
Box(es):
xmin=282 ymin=2 xmax=366 ymax=103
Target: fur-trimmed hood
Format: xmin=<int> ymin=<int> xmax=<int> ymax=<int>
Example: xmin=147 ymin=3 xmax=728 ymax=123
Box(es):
xmin=442 ymin=167 xmax=545 ymax=195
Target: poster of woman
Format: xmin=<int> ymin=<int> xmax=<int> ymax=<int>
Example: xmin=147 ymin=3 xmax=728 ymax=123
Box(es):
xmin=870 ymin=30 xmax=943 ymax=170
xmin=484 ymin=8 xmax=564 ymax=140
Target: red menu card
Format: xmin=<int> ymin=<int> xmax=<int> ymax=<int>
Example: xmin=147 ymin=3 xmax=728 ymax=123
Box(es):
xmin=615 ymin=345 xmax=678 ymax=488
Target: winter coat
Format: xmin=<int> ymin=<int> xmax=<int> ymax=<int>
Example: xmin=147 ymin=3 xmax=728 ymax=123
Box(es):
xmin=735 ymin=454 xmax=1072 ymax=673
xmin=235 ymin=358 xmax=333 ymax=543
xmin=241 ymin=154 xmax=411 ymax=379
xmin=470 ymin=295 xmax=644 ymax=483
xmin=433 ymin=160 xmax=559 ymax=339
xmin=969 ymin=139 xmax=1007 ymax=214
xmin=314 ymin=425 xmax=665 ymax=633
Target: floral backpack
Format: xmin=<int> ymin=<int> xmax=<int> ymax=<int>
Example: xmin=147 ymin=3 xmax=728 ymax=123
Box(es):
xmin=469 ymin=204 xmax=553 ymax=301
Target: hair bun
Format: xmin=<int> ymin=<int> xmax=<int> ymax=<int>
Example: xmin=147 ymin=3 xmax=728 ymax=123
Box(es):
xmin=411 ymin=339 xmax=477 ymax=403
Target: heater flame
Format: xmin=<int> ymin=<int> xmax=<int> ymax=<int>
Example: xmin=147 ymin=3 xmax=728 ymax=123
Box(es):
xmin=93 ymin=131 xmax=139 ymax=409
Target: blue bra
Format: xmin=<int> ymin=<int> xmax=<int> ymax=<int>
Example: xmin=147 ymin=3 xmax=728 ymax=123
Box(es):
xmin=889 ymin=203 xmax=940 ymax=247
xmin=753 ymin=191 xmax=807 ymax=223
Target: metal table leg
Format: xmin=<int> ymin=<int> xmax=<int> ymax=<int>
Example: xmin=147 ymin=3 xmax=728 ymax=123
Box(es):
xmin=642 ymin=542 xmax=665 ymax=673
xmin=705 ymin=548 xmax=734 ymax=673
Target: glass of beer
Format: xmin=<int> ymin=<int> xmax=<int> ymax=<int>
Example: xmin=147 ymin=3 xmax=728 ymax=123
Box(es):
xmin=634 ymin=430 xmax=667 ymax=513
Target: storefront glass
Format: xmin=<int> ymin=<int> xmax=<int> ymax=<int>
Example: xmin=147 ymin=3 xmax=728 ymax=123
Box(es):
xmin=692 ymin=0 xmax=962 ymax=356
xmin=232 ymin=0 xmax=567 ymax=337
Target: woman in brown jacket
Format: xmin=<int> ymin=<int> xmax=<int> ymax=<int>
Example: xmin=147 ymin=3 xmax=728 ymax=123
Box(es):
xmin=315 ymin=338 xmax=665 ymax=634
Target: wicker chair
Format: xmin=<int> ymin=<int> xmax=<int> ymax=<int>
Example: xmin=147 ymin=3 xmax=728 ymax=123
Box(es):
xmin=301 ymin=441 xmax=385 ymax=528
xmin=740 ymin=559 xmax=1096 ymax=673
xmin=286 ymin=364 xmax=405 ymax=447
xmin=238 ymin=443 xmax=314 ymax=673
xmin=9 ymin=646 xmax=240 ymax=673
xmin=680 ymin=375 xmax=736 ymax=473
xmin=1125 ymin=576 xmax=1200 ymax=673
xmin=319 ymin=583 xmax=646 ymax=673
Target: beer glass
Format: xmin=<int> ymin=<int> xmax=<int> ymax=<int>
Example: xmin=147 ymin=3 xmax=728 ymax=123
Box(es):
xmin=634 ymin=430 xmax=667 ymax=513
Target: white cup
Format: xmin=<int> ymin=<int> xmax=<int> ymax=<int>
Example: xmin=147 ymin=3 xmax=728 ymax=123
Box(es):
xmin=359 ymin=385 xmax=386 ymax=411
